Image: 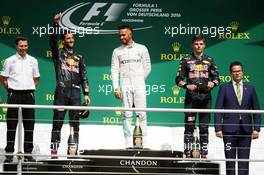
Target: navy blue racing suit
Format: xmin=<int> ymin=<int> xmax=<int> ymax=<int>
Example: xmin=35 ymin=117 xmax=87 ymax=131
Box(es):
xmin=50 ymin=22 xmax=89 ymax=150
xmin=175 ymin=53 xmax=219 ymax=156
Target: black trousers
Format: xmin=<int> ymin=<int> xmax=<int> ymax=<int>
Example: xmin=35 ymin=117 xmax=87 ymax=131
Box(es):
xmin=5 ymin=90 xmax=35 ymax=153
xmin=50 ymin=86 xmax=81 ymax=149
xmin=183 ymin=98 xmax=211 ymax=155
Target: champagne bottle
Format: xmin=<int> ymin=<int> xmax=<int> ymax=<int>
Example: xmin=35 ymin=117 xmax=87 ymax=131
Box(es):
xmin=133 ymin=116 xmax=143 ymax=149
xmin=192 ymin=128 xmax=200 ymax=158
xmin=67 ymin=126 xmax=77 ymax=156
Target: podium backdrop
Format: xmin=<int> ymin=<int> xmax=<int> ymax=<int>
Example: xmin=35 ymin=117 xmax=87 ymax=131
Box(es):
xmin=0 ymin=0 xmax=263 ymax=126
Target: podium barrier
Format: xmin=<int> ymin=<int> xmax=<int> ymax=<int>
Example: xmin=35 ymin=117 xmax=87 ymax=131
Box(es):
xmin=4 ymin=149 xmax=220 ymax=174
xmin=1 ymin=104 xmax=262 ymax=175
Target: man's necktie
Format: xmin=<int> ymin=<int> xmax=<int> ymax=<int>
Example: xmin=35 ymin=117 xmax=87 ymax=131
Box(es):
xmin=236 ymin=83 xmax=242 ymax=105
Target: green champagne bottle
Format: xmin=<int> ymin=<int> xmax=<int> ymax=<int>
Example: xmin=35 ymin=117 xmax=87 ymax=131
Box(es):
xmin=67 ymin=126 xmax=77 ymax=156
xmin=191 ymin=128 xmax=200 ymax=158
xmin=133 ymin=116 xmax=143 ymax=149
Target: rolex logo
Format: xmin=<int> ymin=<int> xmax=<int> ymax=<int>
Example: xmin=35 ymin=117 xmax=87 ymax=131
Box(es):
xmin=172 ymin=85 xmax=181 ymax=96
xmin=2 ymin=105 xmax=8 ymax=113
xmin=115 ymin=108 xmax=122 ymax=116
xmin=230 ymin=21 xmax=239 ymax=32
xmin=171 ymin=42 xmax=181 ymax=53
xmin=2 ymin=16 xmax=11 ymax=26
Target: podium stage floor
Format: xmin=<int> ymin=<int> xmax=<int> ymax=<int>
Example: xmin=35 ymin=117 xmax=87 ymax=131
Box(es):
xmin=3 ymin=149 xmax=220 ymax=174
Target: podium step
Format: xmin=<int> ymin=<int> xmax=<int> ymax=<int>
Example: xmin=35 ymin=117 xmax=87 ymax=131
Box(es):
xmin=3 ymin=149 xmax=220 ymax=174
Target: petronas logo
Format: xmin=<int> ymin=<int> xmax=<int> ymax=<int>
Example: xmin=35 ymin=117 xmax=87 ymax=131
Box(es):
xmin=230 ymin=21 xmax=239 ymax=32
xmin=171 ymin=42 xmax=181 ymax=53
xmin=2 ymin=16 xmax=11 ymax=26
xmin=172 ymin=85 xmax=181 ymax=96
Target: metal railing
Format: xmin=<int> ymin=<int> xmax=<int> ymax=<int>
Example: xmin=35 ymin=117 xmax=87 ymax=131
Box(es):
xmin=0 ymin=104 xmax=263 ymax=175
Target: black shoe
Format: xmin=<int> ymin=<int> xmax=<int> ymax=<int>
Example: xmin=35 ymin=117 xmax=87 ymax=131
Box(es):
xmin=24 ymin=156 xmax=36 ymax=162
xmin=201 ymin=154 xmax=210 ymax=161
xmin=185 ymin=152 xmax=192 ymax=158
xmin=4 ymin=156 xmax=13 ymax=163
xmin=51 ymin=155 xmax=58 ymax=159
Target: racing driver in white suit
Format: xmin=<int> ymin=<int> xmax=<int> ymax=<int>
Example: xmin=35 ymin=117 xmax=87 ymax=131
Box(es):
xmin=111 ymin=25 xmax=151 ymax=148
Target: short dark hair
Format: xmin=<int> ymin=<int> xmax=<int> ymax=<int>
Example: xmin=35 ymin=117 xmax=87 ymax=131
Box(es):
xmin=15 ymin=36 xmax=28 ymax=45
xmin=118 ymin=25 xmax=133 ymax=33
xmin=60 ymin=30 xmax=73 ymax=40
xmin=192 ymin=35 xmax=205 ymax=44
xmin=229 ymin=61 xmax=243 ymax=72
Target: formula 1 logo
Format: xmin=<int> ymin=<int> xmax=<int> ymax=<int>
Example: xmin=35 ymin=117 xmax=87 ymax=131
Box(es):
xmin=60 ymin=2 xmax=152 ymax=35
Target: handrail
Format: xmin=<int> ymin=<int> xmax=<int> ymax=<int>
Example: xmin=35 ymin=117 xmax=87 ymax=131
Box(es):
xmin=0 ymin=104 xmax=263 ymax=114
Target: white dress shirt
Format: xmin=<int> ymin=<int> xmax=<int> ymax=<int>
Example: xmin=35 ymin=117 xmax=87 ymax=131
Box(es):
xmin=1 ymin=53 xmax=40 ymax=90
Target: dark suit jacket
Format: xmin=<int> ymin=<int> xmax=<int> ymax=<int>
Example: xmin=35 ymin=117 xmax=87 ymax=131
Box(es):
xmin=215 ymin=82 xmax=261 ymax=133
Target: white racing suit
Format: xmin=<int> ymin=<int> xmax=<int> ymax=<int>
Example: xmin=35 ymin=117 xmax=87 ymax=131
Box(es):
xmin=111 ymin=42 xmax=151 ymax=148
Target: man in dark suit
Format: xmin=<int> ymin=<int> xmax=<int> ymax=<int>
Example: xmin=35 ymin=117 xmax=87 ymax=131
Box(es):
xmin=215 ymin=61 xmax=261 ymax=175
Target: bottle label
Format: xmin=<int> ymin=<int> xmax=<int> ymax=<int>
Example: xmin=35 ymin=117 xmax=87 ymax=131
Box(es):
xmin=68 ymin=148 xmax=77 ymax=155
xmin=134 ymin=136 xmax=143 ymax=148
